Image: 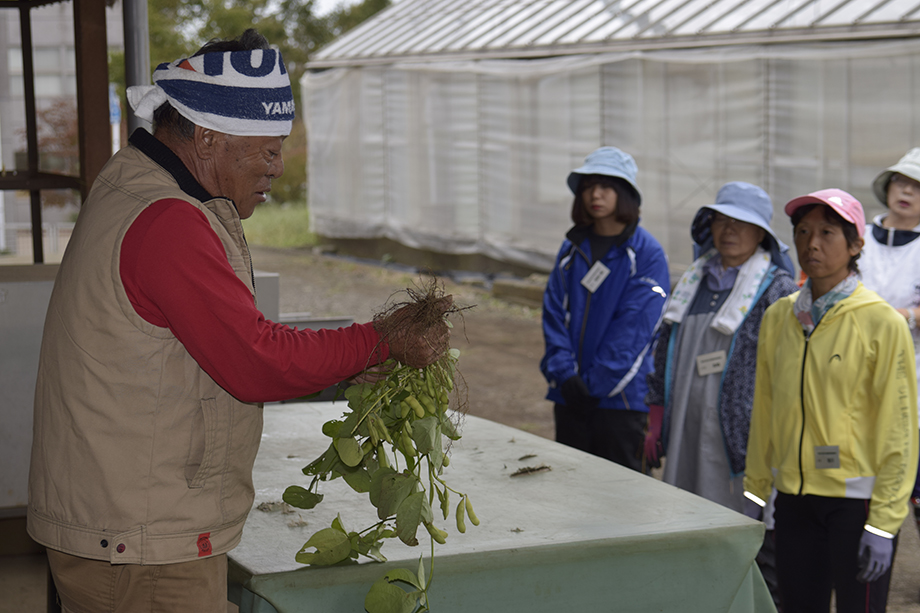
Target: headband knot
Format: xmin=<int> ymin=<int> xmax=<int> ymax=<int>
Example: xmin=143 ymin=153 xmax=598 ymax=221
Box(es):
xmin=127 ymin=49 xmax=294 ymax=137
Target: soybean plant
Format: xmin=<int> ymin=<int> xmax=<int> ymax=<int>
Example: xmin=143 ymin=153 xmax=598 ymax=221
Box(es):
xmin=283 ymin=348 xmax=479 ymax=613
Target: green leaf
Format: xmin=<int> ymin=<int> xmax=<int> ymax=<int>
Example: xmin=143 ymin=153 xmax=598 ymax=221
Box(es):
xmin=410 ymin=416 xmax=439 ymax=455
xmin=395 ymin=491 xmax=426 ymax=546
xmin=295 ymin=527 xmax=352 ymax=566
xmin=334 ymin=436 xmax=364 ymax=467
xmin=369 ymin=467 xmax=396 ymax=508
xmin=344 ymin=382 xmax=374 ymax=404
xmin=329 ymin=457 xmax=357 ymax=480
xmin=341 ymin=383 xmax=380 ymax=435
xmin=302 ymin=443 xmax=338 ymax=476
xmin=440 ymin=415 xmax=461 ymax=441
xmin=282 ymin=485 xmax=323 ymax=509
xmin=384 ymin=567 xmax=424 ymax=590
xmin=365 ymin=577 xmax=419 ymax=613
xmin=331 ymin=514 xmax=348 ymax=534
xmin=366 ymin=541 xmax=388 ymax=563
xmin=342 ymin=467 xmax=373 ymax=493
xmin=351 ymin=526 xmax=390 ymax=563
xmin=370 ymin=469 xmax=418 ymax=521
xmin=416 ymin=556 xmax=427 ymax=590
xmin=322 ymin=420 xmax=343 ymax=438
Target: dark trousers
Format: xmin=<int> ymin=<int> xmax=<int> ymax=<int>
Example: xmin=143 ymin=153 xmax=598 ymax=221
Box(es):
xmin=553 ymin=403 xmax=646 ymax=472
xmin=774 ymin=493 xmax=895 ymax=613
xmin=757 ymin=529 xmax=782 ymax=611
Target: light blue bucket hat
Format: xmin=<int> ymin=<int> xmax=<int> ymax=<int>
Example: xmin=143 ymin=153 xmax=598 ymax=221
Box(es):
xmin=567 ymin=146 xmax=642 ymax=205
xmin=691 ymin=181 xmax=794 ymax=274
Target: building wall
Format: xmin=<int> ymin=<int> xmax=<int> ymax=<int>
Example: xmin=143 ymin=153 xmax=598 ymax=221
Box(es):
xmin=303 ymin=39 xmax=919 ymax=275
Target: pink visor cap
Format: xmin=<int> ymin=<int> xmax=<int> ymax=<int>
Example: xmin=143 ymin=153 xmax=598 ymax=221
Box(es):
xmin=783 ymin=188 xmax=866 ymax=237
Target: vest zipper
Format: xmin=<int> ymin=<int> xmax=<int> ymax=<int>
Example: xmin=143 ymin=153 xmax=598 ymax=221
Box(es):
xmin=237 ymin=218 xmax=256 ymax=295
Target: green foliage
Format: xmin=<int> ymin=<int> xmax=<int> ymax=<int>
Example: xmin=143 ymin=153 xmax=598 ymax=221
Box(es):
xmin=284 ymin=350 xmax=479 ymax=613
xmin=241 ymin=203 xmax=316 ymax=247
xmin=108 ymin=0 xmax=391 ymax=207
xmin=143 ymin=0 xmax=392 ymax=108
xmin=328 ymin=0 xmax=391 ymax=38
xmin=271 ymin=118 xmax=307 ymax=205
xmin=108 ymin=50 xmax=125 ymax=102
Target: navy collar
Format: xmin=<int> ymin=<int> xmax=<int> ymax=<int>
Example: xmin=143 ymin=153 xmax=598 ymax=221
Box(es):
xmin=566 ymin=219 xmax=638 ymax=250
xmin=128 ymin=129 xmax=214 ymax=204
xmin=871 ymin=221 xmax=920 ymax=247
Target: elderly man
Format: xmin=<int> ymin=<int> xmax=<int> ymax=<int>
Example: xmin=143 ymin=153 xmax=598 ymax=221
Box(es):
xmin=27 ymin=29 xmax=449 ymax=612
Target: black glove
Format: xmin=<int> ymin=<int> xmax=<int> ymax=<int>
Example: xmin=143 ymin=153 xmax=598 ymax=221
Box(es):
xmin=560 ymin=375 xmax=600 ymax=409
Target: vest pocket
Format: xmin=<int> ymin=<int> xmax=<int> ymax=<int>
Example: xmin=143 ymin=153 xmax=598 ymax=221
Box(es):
xmin=186 ymin=398 xmax=224 ymax=488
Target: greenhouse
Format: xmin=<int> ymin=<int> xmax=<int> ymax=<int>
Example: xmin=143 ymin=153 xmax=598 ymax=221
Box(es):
xmin=302 ymin=0 xmax=920 ymax=273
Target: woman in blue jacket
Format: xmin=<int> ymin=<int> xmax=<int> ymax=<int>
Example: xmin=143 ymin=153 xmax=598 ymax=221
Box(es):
xmin=540 ymin=146 xmax=670 ymax=471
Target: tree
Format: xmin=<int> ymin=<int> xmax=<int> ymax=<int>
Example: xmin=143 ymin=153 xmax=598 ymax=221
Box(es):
xmin=16 ymin=99 xmax=80 ymax=207
xmin=107 ymin=0 xmax=391 ymax=205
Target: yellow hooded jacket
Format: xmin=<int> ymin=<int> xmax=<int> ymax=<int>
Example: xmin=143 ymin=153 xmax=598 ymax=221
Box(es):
xmin=744 ymin=283 xmax=918 ymax=536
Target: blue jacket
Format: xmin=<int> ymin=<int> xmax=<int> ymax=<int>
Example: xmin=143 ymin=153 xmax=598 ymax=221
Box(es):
xmin=541 ymin=223 xmax=670 ymax=412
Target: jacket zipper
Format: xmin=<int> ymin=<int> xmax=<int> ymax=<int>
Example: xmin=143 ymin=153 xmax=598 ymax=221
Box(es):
xmin=577 ymin=292 xmax=592 ymax=367
xmin=798 ymin=332 xmax=810 ymax=495
xmin=569 ymin=243 xmax=594 ymax=370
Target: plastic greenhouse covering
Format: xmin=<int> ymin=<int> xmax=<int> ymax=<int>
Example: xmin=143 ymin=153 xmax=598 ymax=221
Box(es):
xmin=303 ymin=3 xmax=920 ymax=274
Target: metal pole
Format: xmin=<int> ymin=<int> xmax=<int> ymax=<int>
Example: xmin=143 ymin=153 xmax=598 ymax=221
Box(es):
xmin=19 ymin=0 xmax=43 ymax=264
xmin=0 ymin=100 xmax=5 ymax=253
xmin=123 ymin=0 xmax=151 ymax=134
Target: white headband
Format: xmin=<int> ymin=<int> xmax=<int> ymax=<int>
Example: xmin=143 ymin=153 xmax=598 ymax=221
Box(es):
xmin=127 ymin=49 xmax=294 ymax=137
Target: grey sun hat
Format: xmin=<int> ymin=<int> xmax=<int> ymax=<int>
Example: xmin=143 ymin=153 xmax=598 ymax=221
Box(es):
xmin=872 ymin=147 xmax=920 ymax=205
xmin=691 ymin=181 xmax=794 ymax=273
xmin=567 ymin=146 xmax=642 ymax=205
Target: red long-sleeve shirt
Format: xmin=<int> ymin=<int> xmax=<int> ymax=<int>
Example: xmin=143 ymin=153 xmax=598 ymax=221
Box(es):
xmin=119 ymin=198 xmax=387 ymax=403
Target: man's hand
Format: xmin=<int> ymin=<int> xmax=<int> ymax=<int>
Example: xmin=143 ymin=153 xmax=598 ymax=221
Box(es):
xmin=349 ymin=363 xmax=395 ymax=385
xmin=375 ymin=296 xmax=453 ymax=369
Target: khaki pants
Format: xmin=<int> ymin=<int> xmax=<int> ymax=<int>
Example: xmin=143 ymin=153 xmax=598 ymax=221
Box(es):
xmin=46 ymin=549 xmax=228 ymax=613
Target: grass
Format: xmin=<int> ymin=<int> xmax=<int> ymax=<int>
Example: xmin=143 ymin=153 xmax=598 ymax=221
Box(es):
xmin=242 ymin=202 xmax=317 ymax=248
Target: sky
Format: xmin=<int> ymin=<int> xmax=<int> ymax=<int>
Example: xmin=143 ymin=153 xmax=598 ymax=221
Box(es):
xmin=313 ymin=0 xmax=361 ymax=16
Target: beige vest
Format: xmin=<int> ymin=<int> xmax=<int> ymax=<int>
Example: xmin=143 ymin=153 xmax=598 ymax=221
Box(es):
xmin=28 ymin=143 xmax=264 ymax=564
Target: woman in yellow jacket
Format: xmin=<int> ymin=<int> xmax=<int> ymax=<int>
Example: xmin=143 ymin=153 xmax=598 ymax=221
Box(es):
xmin=744 ymin=189 xmax=918 ymax=613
